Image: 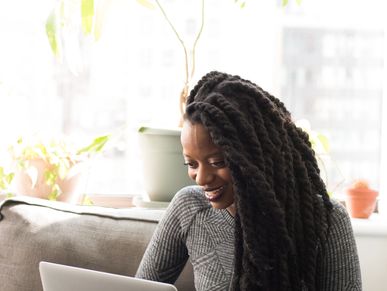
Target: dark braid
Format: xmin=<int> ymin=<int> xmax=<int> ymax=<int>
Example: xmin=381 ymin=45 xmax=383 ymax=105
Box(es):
xmin=185 ymin=71 xmax=332 ymax=291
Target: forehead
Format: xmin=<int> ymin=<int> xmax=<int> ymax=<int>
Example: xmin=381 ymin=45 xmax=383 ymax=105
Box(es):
xmin=181 ymin=122 xmax=218 ymax=152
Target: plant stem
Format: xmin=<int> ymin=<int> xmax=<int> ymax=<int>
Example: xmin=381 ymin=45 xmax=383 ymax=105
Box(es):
xmin=154 ymin=0 xmax=189 ymax=86
xmin=317 ymin=154 xmax=329 ymax=188
xmin=190 ymin=0 xmax=205 ymax=83
xmin=154 ymin=0 xmax=205 ymax=123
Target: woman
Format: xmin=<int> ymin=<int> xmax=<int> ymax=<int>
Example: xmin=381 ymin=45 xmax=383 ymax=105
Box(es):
xmin=136 ymin=71 xmax=362 ymax=290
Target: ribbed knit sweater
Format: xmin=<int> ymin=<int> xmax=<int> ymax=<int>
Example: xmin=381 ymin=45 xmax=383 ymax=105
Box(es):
xmin=135 ymin=186 xmax=362 ymax=291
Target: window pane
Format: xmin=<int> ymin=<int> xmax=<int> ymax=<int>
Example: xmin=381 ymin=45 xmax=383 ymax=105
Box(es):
xmin=281 ymin=27 xmax=383 ymax=192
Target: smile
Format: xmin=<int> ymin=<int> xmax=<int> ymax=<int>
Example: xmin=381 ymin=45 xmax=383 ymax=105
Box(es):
xmin=204 ymin=186 xmax=225 ymax=202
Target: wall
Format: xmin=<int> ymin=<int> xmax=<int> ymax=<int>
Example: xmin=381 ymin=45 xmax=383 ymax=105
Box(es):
xmin=353 ymin=216 xmax=387 ymax=291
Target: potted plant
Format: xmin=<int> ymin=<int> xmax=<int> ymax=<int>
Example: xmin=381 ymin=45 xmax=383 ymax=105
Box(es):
xmin=136 ymin=0 xmax=301 ymax=203
xmin=134 ymin=0 xmax=206 ymax=203
xmin=345 ymin=179 xmax=378 ymax=219
xmin=5 ymin=134 xmax=109 ymax=204
xmin=44 ymin=0 xmax=295 ymax=203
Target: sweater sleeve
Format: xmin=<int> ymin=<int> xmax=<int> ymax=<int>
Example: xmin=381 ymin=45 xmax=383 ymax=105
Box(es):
xmin=317 ymin=200 xmax=362 ymax=291
xmin=135 ymin=186 xmax=207 ymax=284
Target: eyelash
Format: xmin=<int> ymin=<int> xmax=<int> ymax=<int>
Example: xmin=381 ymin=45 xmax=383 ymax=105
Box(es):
xmin=184 ymin=161 xmax=226 ymax=169
xmin=210 ymin=161 xmax=226 ymax=168
xmin=184 ymin=162 xmax=196 ymax=169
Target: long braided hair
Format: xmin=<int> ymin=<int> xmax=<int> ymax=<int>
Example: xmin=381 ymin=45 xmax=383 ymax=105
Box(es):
xmin=184 ymin=71 xmax=332 ymax=291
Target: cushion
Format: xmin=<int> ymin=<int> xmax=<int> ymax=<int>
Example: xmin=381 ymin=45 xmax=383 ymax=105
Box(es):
xmin=0 ymin=196 xmax=166 ymax=291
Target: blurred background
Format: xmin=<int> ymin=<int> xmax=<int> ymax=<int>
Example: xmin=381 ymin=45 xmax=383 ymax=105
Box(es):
xmin=0 ymin=0 xmax=385 ymax=198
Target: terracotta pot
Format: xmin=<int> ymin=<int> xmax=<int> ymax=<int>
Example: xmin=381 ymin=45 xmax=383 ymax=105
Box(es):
xmin=13 ymin=158 xmax=85 ymax=204
xmin=345 ymin=187 xmax=378 ymax=219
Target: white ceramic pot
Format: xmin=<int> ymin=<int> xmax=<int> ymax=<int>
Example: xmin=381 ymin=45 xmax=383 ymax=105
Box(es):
xmin=138 ymin=127 xmax=194 ymax=202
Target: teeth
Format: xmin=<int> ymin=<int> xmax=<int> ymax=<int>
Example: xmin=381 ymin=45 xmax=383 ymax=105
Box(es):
xmin=204 ymin=186 xmax=224 ymax=200
xmin=205 ymin=186 xmax=222 ymax=194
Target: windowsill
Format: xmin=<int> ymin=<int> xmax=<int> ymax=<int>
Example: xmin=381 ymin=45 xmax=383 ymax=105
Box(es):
xmin=351 ymin=213 xmax=387 ymax=237
xmin=333 ymin=195 xmax=387 ymax=237
xmin=88 ymin=194 xmax=135 ymax=208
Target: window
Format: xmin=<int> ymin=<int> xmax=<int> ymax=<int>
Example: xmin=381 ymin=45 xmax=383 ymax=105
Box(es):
xmin=281 ymin=27 xmax=384 ymax=194
xmin=0 ymin=0 xmax=385 ymax=203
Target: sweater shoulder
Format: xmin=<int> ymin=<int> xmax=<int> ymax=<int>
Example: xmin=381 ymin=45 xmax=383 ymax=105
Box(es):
xmin=163 ymin=185 xmax=211 ymax=231
xmin=329 ymin=198 xmax=352 ymax=228
xmin=173 ymin=185 xmax=209 ymax=208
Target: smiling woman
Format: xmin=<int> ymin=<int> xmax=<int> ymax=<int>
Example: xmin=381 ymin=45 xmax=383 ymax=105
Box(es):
xmin=136 ymin=70 xmax=362 ymax=291
xmin=181 ymin=121 xmax=235 ymax=215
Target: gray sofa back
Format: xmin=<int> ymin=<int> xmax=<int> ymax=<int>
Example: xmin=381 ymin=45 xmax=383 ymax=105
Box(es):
xmin=0 ymin=197 xmax=194 ymax=291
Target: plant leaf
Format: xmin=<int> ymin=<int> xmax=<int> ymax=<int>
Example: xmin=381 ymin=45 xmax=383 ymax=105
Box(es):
xmin=45 ymin=8 xmax=60 ymax=57
xmin=77 ymin=135 xmax=110 ymax=155
xmin=138 ymin=126 xmax=148 ymax=133
xmin=137 ymin=0 xmax=156 ymax=10
xmin=26 ymin=166 xmax=39 ymax=189
xmin=44 ymin=170 xmax=57 ymax=187
xmin=57 ymin=159 xmax=70 ymax=180
xmin=282 ymin=0 xmax=289 ymax=6
xmin=317 ymin=133 xmax=330 ymax=154
xmin=82 ymin=0 xmax=94 ymax=35
xmin=82 ymin=195 xmax=94 ymax=205
xmin=5 ymin=173 xmax=14 ymax=185
xmin=48 ymin=185 xmax=61 ymax=200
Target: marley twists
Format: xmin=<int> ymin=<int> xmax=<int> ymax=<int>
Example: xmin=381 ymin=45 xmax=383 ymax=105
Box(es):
xmin=184 ymin=71 xmax=333 ymax=291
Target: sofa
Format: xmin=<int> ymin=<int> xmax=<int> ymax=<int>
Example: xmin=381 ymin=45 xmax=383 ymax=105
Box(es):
xmin=0 ymin=196 xmax=195 ymax=291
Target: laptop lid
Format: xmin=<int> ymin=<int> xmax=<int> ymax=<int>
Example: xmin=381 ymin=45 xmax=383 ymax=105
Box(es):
xmin=39 ymin=261 xmax=178 ymax=291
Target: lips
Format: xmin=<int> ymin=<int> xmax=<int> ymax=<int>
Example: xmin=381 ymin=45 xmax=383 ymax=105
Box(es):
xmin=204 ymin=186 xmax=225 ymax=202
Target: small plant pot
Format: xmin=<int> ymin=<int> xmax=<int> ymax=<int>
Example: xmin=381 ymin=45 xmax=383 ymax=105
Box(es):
xmin=13 ymin=158 xmax=85 ymax=204
xmin=345 ymin=188 xmax=378 ymax=219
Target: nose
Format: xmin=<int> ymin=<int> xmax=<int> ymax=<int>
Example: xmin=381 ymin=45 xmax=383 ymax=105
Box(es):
xmin=194 ymin=165 xmax=214 ymax=186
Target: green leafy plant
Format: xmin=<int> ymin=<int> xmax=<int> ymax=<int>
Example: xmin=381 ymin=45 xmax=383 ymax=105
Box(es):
xmin=8 ymin=134 xmax=109 ymax=201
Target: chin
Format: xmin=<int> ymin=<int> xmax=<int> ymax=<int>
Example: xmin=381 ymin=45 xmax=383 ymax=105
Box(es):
xmin=210 ymin=200 xmax=234 ymax=210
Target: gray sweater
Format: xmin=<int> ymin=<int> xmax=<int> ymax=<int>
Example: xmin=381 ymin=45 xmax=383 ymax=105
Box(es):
xmin=136 ymin=186 xmax=362 ymax=291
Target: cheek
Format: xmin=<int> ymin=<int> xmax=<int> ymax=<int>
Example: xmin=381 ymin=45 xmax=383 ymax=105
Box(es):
xmin=220 ymin=168 xmax=233 ymax=183
xmin=187 ymin=168 xmax=196 ymax=181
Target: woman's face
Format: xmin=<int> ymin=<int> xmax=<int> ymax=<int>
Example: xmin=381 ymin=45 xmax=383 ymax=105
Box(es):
xmin=181 ymin=121 xmax=235 ymax=216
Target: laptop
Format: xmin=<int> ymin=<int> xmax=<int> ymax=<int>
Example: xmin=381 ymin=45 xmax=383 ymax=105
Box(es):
xmin=39 ymin=261 xmax=178 ymax=291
